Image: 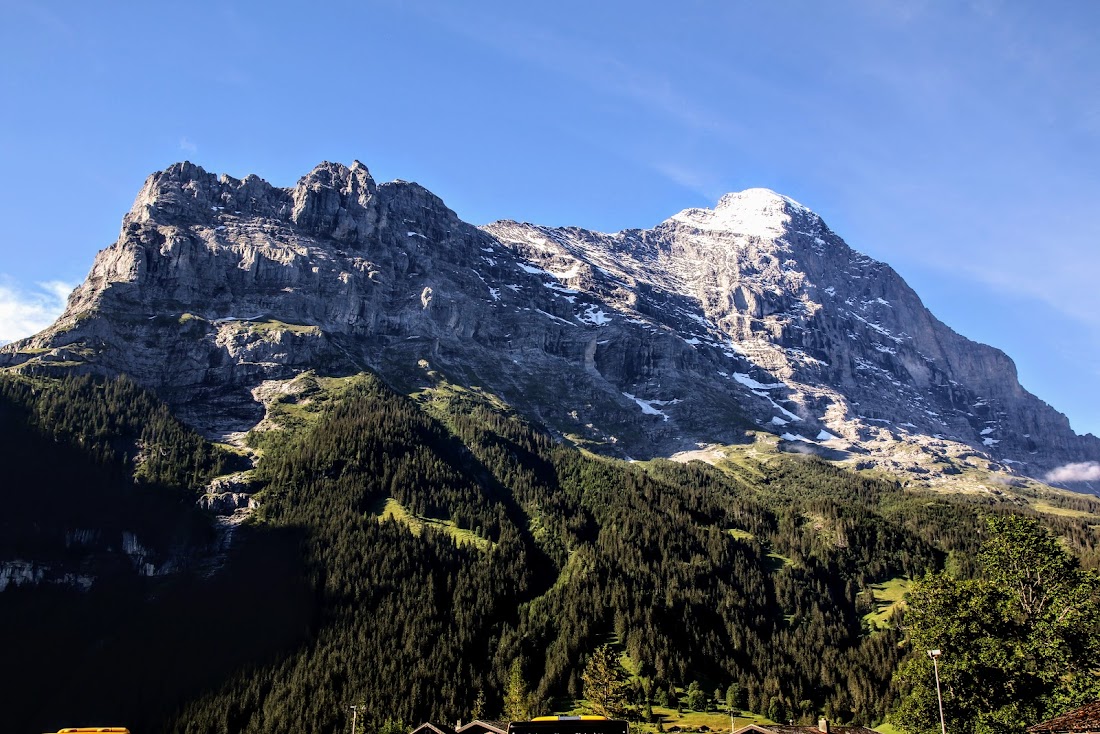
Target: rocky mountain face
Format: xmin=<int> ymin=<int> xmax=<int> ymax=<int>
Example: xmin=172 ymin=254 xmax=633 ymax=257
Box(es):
xmin=4 ymin=161 xmax=1097 ymax=489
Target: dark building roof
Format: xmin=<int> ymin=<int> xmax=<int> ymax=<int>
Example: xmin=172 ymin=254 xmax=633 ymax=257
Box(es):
xmin=411 ymin=723 xmax=458 ymax=734
xmin=1029 ymin=702 xmax=1100 ymax=733
xmin=734 ymin=724 xmax=878 ymax=734
xmin=458 ymin=721 xmax=509 ymax=734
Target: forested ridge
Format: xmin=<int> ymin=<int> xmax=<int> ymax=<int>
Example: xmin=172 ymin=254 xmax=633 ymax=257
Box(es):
xmin=2 ymin=371 xmax=1098 ymax=734
xmin=0 ymin=373 xmax=237 ymax=563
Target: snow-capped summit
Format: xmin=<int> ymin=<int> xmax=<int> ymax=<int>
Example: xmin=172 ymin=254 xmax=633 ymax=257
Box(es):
xmin=714 ymin=187 xmax=811 ymax=219
xmin=668 ymin=187 xmax=814 ymax=238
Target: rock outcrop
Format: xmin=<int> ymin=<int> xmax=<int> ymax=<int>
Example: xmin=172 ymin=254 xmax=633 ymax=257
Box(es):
xmin=3 ymin=162 xmax=1097 ymax=489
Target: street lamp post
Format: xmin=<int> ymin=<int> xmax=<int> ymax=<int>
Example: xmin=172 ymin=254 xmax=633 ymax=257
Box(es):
xmin=351 ymin=704 xmax=359 ymax=734
xmin=928 ymin=647 xmax=946 ymax=734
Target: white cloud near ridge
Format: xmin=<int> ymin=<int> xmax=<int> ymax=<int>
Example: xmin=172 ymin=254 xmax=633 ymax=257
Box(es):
xmin=650 ymin=162 xmax=729 ymax=202
xmin=1044 ymin=461 xmax=1100 ymax=484
xmin=0 ymin=279 xmax=73 ymax=344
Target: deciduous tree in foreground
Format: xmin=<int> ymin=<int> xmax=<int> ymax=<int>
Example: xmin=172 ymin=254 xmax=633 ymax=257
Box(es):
xmin=892 ymin=515 xmax=1100 ymax=734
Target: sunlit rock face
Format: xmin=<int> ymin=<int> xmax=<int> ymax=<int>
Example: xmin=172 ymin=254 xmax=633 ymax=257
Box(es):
xmin=4 ymin=162 xmax=1097 ymax=489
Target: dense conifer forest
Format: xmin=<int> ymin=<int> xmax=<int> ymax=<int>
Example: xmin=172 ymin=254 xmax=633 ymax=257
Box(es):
xmin=2 ymin=371 xmax=1098 ymax=734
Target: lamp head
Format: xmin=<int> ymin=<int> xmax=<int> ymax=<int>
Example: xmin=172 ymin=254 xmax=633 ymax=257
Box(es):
xmin=928 ymin=649 xmax=942 ymax=658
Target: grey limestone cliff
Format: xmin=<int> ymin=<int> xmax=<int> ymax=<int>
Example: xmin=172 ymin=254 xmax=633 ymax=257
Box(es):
xmin=3 ymin=161 xmax=1096 ymax=490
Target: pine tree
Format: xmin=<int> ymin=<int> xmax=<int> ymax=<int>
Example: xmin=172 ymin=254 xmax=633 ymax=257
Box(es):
xmin=472 ymin=689 xmax=485 ymax=721
xmin=582 ymin=645 xmax=630 ymax=719
xmin=504 ymin=659 xmax=533 ymax=722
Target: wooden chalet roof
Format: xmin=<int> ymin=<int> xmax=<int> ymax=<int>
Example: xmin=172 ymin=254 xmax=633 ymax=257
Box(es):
xmin=458 ymin=721 xmax=509 ymax=734
xmin=411 ymin=723 xmax=458 ymax=734
xmin=1029 ymin=702 xmax=1100 ymax=733
xmin=734 ymin=724 xmax=878 ymax=734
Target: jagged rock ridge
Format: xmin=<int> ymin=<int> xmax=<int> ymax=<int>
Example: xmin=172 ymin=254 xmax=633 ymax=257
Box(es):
xmin=3 ymin=161 xmax=1097 ymax=489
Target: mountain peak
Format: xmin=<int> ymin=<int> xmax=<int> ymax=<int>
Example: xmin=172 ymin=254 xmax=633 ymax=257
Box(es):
xmin=162 ymin=160 xmax=212 ymax=180
xmin=289 ymin=160 xmax=377 ymax=239
xmin=128 ymin=161 xmax=222 ymax=223
xmin=295 ymin=160 xmax=374 ymax=188
xmin=715 ymin=187 xmax=809 ymax=214
xmin=668 ymin=187 xmax=816 ymax=238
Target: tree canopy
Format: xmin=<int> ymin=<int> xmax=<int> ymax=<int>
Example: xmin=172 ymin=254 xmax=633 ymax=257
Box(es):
xmin=7 ymin=372 xmax=1100 ymax=733
xmin=892 ymin=515 xmax=1100 ymax=734
xmin=583 ymin=645 xmax=631 ymax=719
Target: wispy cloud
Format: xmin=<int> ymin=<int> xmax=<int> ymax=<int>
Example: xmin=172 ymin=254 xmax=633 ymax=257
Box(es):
xmin=179 ymin=136 xmax=198 ymax=154
xmin=649 ymin=161 xmax=728 ymax=202
xmin=940 ymin=236 xmax=1100 ymax=331
xmin=1045 ymin=461 xmax=1100 ymax=484
xmin=0 ymin=279 xmax=73 ymax=344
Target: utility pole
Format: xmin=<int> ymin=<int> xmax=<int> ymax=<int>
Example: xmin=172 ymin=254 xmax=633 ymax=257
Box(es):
xmin=928 ymin=649 xmax=947 ymax=734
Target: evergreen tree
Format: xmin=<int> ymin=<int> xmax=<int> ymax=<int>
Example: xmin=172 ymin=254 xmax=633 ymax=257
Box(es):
xmin=8 ymin=370 xmax=1100 ymax=734
xmin=668 ymin=683 xmax=681 ymax=715
xmin=472 ymin=689 xmax=486 ymax=721
xmin=376 ymin=719 xmax=408 ymax=734
xmin=766 ymin=697 xmax=785 ymax=724
xmin=583 ymin=645 xmax=631 ymax=719
xmin=504 ymin=659 xmax=534 ymax=722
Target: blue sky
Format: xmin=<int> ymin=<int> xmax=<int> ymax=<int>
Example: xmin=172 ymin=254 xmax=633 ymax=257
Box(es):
xmin=1 ymin=0 xmax=1098 ymax=435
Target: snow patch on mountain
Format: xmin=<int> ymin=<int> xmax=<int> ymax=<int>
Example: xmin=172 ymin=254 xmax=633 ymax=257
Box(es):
xmin=578 ymin=305 xmax=611 ymax=326
xmin=622 ymin=393 xmax=679 ymax=421
xmin=732 ymin=373 xmax=784 ymax=391
xmin=668 ymin=188 xmax=809 ymax=238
